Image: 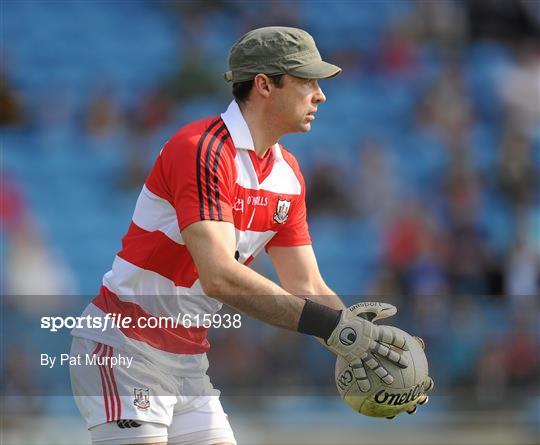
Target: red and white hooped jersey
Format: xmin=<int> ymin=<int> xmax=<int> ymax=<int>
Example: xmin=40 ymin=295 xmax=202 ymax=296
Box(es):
xmin=72 ymin=101 xmax=311 ymax=375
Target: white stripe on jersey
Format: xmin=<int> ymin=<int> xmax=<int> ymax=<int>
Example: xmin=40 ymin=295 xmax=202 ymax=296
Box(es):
xmin=103 ymin=256 xmax=222 ymax=316
xmin=132 ymin=185 xmax=184 ymax=244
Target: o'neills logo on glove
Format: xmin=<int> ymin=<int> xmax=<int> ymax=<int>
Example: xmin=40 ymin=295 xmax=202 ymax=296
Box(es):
xmin=373 ymin=383 xmax=425 ymax=406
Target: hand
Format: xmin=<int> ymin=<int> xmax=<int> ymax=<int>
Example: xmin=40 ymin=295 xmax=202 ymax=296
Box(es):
xmin=327 ymin=302 xmax=409 ymax=391
xmin=386 ymin=336 xmax=435 ymax=419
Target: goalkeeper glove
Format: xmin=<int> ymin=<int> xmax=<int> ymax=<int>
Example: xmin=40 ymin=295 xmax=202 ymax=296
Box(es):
xmin=326 ymin=302 xmax=409 ymax=392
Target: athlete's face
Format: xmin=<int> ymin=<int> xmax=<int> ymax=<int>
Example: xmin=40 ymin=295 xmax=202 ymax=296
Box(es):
xmin=270 ymin=75 xmax=326 ymax=134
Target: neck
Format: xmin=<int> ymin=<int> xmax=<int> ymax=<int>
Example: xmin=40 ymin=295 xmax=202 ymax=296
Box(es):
xmin=238 ymin=101 xmax=281 ymax=157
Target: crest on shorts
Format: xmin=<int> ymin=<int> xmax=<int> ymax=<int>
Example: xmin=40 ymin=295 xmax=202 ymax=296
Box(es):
xmin=133 ymin=388 xmax=150 ymax=410
xmin=273 ymin=198 xmax=291 ymax=224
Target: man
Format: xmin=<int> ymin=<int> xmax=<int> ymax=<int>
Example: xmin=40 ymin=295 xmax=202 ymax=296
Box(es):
xmin=70 ymin=27 xmax=431 ymax=445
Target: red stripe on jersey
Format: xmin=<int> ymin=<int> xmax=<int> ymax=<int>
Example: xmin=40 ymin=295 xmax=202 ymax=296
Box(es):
xmin=144 ymin=158 xmax=172 ymax=204
xmin=118 ymin=222 xmax=199 ymax=288
xmin=91 ymin=342 xmax=102 ymax=356
xmin=103 ymin=346 xmax=115 ymax=421
xmin=95 ymin=343 xmax=112 ymax=421
xmin=106 ymin=346 xmax=122 ymax=421
xmin=92 ymin=286 xmax=209 ymax=354
xmin=93 ymin=343 xmax=111 ymax=422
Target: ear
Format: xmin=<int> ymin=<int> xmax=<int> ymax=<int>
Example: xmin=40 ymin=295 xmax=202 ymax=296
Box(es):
xmin=252 ymin=74 xmax=272 ymax=98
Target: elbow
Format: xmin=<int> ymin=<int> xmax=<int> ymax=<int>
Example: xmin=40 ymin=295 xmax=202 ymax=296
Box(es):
xmin=198 ymin=264 xmax=235 ymax=297
xmin=285 ymin=281 xmax=327 ymax=296
xmin=199 ymin=276 xmax=222 ymax=297
xmin=291 ymin=285 xmax=317 ymax=296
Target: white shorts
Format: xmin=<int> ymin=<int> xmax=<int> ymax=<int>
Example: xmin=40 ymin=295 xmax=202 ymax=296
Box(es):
xmin=70 ymin=337 xmax=236 ymax=445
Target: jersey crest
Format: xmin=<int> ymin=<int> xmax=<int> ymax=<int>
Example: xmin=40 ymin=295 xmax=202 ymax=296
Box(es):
xmin=133 ymin=388 xmax=150 ymax=410
xmin=273 ymin=198 xmax=291 ymax=224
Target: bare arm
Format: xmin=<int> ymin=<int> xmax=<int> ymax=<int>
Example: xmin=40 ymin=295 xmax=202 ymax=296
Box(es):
xmin=183 ymin=222 xmax=410 ymax=380
xmin=268 ymin=244 xmax=345 ymax=310
xmin=268 ymin=244 xmax=345 ymax=347
xmin=181 ymin=220 xmax=305 ymax=330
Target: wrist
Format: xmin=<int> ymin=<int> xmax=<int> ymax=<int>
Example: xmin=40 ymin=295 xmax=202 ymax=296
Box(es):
xmin=297 ymin=299 xmax=341 ymax=341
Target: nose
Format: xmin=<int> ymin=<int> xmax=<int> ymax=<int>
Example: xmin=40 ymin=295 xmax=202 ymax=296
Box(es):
xmin=313 ymin=81 xmax=326 ymax=104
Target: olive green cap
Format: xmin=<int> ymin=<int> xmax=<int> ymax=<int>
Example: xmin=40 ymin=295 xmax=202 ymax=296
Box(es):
xmin=224 ymin=26 xmax=342 ymax=83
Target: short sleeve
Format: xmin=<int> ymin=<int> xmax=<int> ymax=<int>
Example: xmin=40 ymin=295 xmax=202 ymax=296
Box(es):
xmin=265 ymin=169 xmax=311 ymax=250
xmin=157 ymin=120 xmax=235 ymax=230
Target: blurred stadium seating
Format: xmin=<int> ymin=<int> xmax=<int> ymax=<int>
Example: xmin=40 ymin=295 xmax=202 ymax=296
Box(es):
xmin=1 ymin=1 xmax=538 ymax=444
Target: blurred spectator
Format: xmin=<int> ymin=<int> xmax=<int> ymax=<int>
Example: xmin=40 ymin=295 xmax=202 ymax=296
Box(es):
xmin=118 ymin=138 xmax=153 ymax=190
xmin=130 ymin=87 xmax=174 ymax=134
xmin=0 ymin=171 xmax=26 ymax=236
xmin=385 ymin=201 xmax=429 ymax=271
xmin=444 ymin=157 xmax=480 ymax=226
xmin=497 ymin=44 xmax=540 ymax=135
xmin=354 ymin=139 xmax=398 ymax=224
xmin=504 ymin=236 xmax=539 ymax=299
xmin=306 ymin=161 xmax=355 ymax=216
xmin=447 ymin=224 xmax=494 ymax=295
xmin=85 ymin=88 xmax=124 ymax=137
xmin=6 ymin=229 xmax=77 ymax=296
xmin=378 ymin=22 xmax=420 ymax=76
xmin=475 ymin=302 xmax=539 ymax=404
xmin=0 ymin=69 xmax=24 ymax=126
xmin=117 ymin=87 xmax=175 ymax=190
xmin=497 ymin=124 xmax=538 ymax=209
xmin=416 ymin=62 xmax=474 ymax=144
xmin=504 ymin=303 xmax=539 ymax=387
xmin=474 ymin=337 xmax=508 ymax=404
xmin=409 ymin=0 xmax=467 ymax=48
xmin=166 ymin=59 xmax=225 ymax=101
xmin=503 ymin=327 xmax=539 ymax=388
xmin=369 ymin=269 xmax=402 ymax=297
xmin=0 ymin=345 xmax=44 ymax=415
xmin=465 ymin=0 xmax=540 ymax=43
xmin=384 ymin=200 xmax=449 ymax=295
xmin=162 ymin=0 xmax=236 ymax=55
xmin=161 ymin=1 xmax=230 ymax=101
xmin=404 ymin=244 xmax=449 ymax=296
xmin=1 ymin=172 xmax=76 ymax=296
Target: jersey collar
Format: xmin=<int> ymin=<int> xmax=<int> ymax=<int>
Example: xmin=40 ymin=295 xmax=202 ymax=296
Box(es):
xmin=221 ymin=100 xmax=283 ymax=162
